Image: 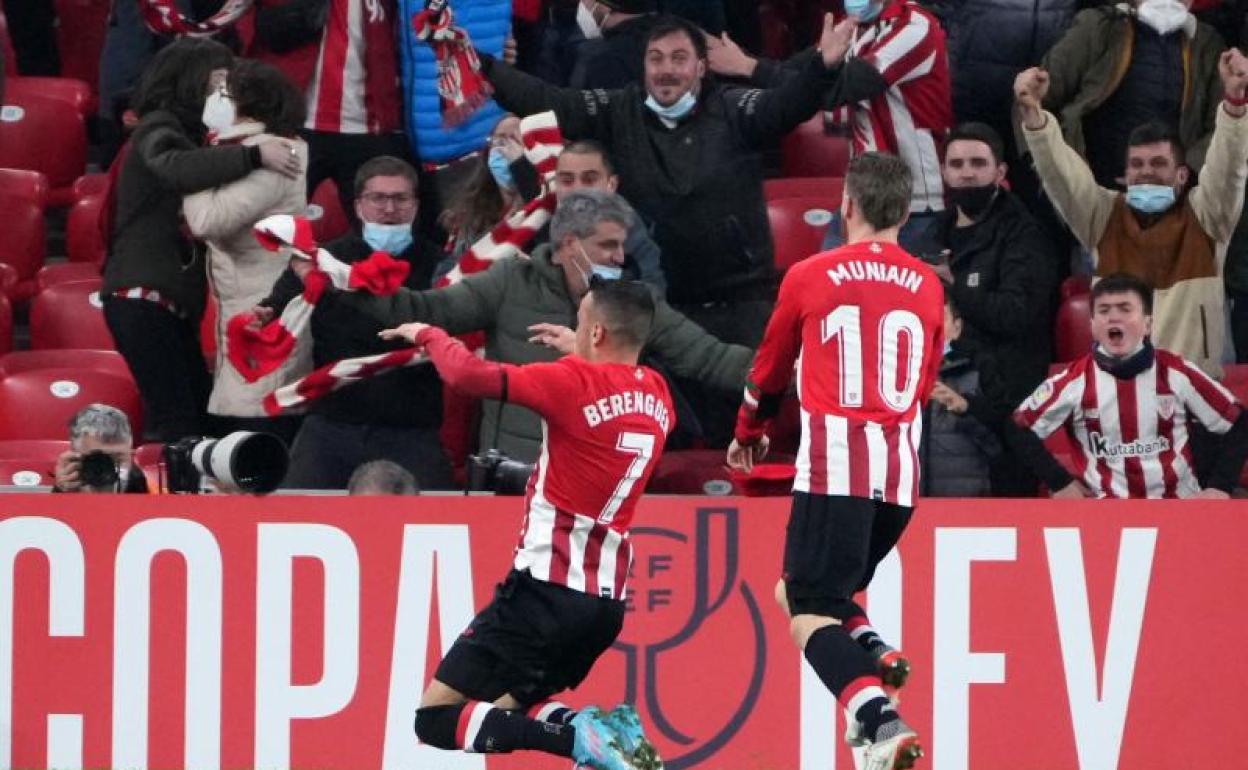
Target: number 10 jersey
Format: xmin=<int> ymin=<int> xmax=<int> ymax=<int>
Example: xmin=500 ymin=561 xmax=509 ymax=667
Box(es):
xmin=737 ymin=241 xmax=945 ymax=506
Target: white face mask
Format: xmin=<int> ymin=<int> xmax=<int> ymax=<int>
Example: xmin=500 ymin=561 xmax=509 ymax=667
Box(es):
xmin=202 ymin=88 xmax=237 ymax=132
xmin=1136 ymin=0 xmax=1190 ymax=35
xmin=576 ymin=1 xmax=604 ymax=39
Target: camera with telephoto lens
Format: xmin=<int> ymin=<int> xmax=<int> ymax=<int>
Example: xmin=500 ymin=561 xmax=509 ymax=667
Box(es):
xmin=162 ymin=431 xmax=289 ymax=494
xmin=78 ymin=451 xmax=120 ymax=489
xmin=466 ymin=449 xmax=534 ymax=495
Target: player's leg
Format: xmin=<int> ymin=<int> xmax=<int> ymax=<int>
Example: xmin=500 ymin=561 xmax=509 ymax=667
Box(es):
xmin=847 ymin=503 xmax=916 ymax=692
xmin=782 ymin=493 xmax=921 ymax=766
xmin=505 ymin=577 xmax=660 ymax=770
xmin=413 ymin=572 xmax=590 ymax=761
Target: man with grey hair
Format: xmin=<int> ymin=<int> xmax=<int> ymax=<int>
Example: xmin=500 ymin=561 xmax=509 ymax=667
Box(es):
xmin=348 ymin=459 xmax=419 ymax=495
xmin=53 ymin=404 xmax=148 ymax=493
xmin=325 ymin=188 xmax=753 ymax=463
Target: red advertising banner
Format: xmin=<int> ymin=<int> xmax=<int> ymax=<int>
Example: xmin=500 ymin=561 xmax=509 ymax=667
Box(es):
xmin=1 ymin=495 xmax=1243 ymax=770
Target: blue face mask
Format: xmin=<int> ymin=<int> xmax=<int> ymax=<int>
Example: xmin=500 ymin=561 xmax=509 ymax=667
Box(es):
xmin=844 ymin=0 xmax=882 ymax=22
xmin=644 ymin=90 xmax=697 ymax=122
xmin=362 ymin=221 xmax=414 ymax=254
xmin=1125 ymin=183 xmax=1176 ymax=214
xmin=487 ymin=148 xmax=515 ymax=190
xmin=574 ymin=242 xmax=623 ymax=286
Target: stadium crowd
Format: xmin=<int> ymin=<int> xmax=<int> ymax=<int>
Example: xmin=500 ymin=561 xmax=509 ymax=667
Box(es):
xmin=1 ymin=0 xmax=1247 ymax=499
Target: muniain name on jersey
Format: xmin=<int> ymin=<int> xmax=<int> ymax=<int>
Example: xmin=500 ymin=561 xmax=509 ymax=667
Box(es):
xmin=826 ymin=260 xmax=925 ymax=294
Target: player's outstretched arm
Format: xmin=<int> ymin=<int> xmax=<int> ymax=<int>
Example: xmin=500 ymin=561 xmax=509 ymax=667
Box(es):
xmin=379 ymin=323 xmax=506 ymax=399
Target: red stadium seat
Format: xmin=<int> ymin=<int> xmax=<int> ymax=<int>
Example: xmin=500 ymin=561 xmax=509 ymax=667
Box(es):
xmin=0 ymin=92 xmax=88 ymax=206
xmin=758 ymin=3 xmax=793 ymax=60
xmin=30 ymin=279 xmax=115 ymax=350
xmin=37 ymin=261 xmax=101 ymax=292
xmin=308 ymin=179 xmax=351 ymax=244
xmin=0 ymin=365 xmax=142 ymax=440
xmin=54 ymin=0 xmax=109 ymax=96
xmin=768 ymin=195 xmax=834 ymax=272
xmin=66 ymin=194 xmax=106 ymax=264
xmin=647 ymin=449 xmax=734 ymax=494
xmin=764 ymin=176 xmax=844 ymax=205
xmin=781 ymin=115 xmax=851 ymax=178
xmin=0 ymin=291 xmax=12 ymax=356
xmin=0 ymin=198 xmax=46 ymax=303
xmin=0 ymin=263 xmax=18 ymax=298
xmin=1054 ymin=293 xmax=1093 ymax=362
xmin=0 ymin=349 xmax=132 ymax=378
xmin=440 ymin=388 xmax=481 ymax=487
xmin=0 ymin=439 xmax=71 ymax=487
xmin=72 ymin=173 xmax=108 ymax=201
xmin=1060 ymin=274 xmax=1092 ymax=300
xmin=6 ymin=76 xmax=96 ymax=120
xmin=0 ymin=168 xmax=50 ymax=210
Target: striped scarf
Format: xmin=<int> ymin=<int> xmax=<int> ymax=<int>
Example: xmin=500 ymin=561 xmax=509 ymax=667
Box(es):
xmin=411 ymin=0 xmax=493 ymax=127
xmin=138 ymin=0 xmax=253 ymax=36
xmin=251 ymin=111 xmax=564 ymax=414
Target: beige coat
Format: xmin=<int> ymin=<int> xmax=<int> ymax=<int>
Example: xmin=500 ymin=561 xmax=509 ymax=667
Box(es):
xmin=183 ymin=122 xmax=312 ymax=417
xmin=1023 ymin=104 xmax=1248 ymax=376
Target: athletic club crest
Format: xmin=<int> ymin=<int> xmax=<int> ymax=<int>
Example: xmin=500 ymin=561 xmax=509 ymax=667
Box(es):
xmin=1156 ymin=395 xmax=1177 ymax=420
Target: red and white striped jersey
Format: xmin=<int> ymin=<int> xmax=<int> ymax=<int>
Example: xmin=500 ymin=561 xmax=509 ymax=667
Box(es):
xmin=1014 ymin=349 xmax=1242 ymax=498
xmin=305 ymin=0 xmax=400 ymax=134
xmin=737 ymin=241 xmax=945 ymax=506
xmin=832 ymin=2 xmax=951 ymax=212
xmin=507 ymin=356 xmax=674 ymax=600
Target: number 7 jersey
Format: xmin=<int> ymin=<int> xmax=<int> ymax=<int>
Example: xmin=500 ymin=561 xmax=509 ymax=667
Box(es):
xmin=737 ymin=241 xmax=945 ymax=506
xmin=505 ymin=355 xmax=675 ymax=600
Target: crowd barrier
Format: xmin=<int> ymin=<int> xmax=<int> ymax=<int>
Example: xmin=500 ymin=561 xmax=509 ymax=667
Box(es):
xmin=1 ymin=495 xmax=1241 ymax=770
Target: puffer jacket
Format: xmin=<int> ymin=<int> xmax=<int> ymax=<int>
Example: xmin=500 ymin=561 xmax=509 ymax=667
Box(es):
xmin=399 ymin=0 xmax=510 ymax=163
xmin=182 ymin=122 xmax=312 ymax=417
xmin=937 ymin=0 xmax=1078 ymax=142
xmin=350 ymin=242 xmax=754 ymax=461
xmin=1039 ymin=3 xmax=1225 ymax=170
xmin=921 ymin=348 xmax=1002 ymax=497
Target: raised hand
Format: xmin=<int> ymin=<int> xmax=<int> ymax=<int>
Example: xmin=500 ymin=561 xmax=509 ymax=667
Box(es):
xmin=820 ymin=13 xmax=858 ymax=68
xmin=1014 ymin=67 xmax=1050 ymax=129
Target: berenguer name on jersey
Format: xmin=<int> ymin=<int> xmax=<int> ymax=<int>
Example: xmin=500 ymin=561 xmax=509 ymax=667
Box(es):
xmin=826 ymin=260 xmax=925 ymax=294
xmin=582 ymin=390 xmax=672 ymax=433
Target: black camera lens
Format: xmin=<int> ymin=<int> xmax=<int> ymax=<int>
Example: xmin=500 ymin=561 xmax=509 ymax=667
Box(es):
xmin=79 ymin=451 xmax=120 ymax=489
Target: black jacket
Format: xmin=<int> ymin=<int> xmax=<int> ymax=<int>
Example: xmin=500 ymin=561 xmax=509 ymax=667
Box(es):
xmin=264 ymin=232 xmax=445 ymax=429
xmin=912 ymin=190 xmax=1059 ymax=421
xmin=481 ymin=53 xmax=840 ymax=305
xmin=932 ymin=0 xmax=1080 ymax=148
xmin=568 ymin=15 xmax=658 ymax=90
xmin=102 ymin=110 xmax=260 ymax=322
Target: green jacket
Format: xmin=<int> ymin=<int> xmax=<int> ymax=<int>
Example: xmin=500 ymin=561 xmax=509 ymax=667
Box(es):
xmin=1039 ymin=4 xmax=1224 ymax=170
xmin=353 ymin=244 xmax=754 ymax=462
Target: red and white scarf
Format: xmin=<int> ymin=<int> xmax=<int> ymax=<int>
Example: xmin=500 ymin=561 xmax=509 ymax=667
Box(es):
xmin=252 ymin=111 xmax=565 ymax=414
xmin=222 ymin=216 xmax=418 ymax=407
xmin=411 ymin=0 xmax=493 ymax=127
xmin=437 ymin=110 xmax=562 ymax=287
xmin=138 ymin=0 xmax=253 ymax=36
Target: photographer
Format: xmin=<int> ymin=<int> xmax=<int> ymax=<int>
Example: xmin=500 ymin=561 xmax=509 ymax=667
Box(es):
xmin=53 ymin=405 xmax=149 ymax=494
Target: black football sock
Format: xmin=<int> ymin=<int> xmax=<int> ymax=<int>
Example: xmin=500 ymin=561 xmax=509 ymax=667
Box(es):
xmin=418 ymin=701 xmax=575 ymax=756
xmin=526 ymin=699 xmax=578 ymax=725
xmin=804 ymin=625 xmax=899 ymax=741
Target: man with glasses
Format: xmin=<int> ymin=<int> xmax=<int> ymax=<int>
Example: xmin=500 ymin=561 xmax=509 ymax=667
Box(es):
xmin=260 ymin=155 xmax=454 ymax=490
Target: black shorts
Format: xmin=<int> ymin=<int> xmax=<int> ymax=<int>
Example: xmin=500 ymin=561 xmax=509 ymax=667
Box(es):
xmin=434 ymin=569 xmax=625 ymax=707
xmin=782 ymin=492 xmax=913 ymax=618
